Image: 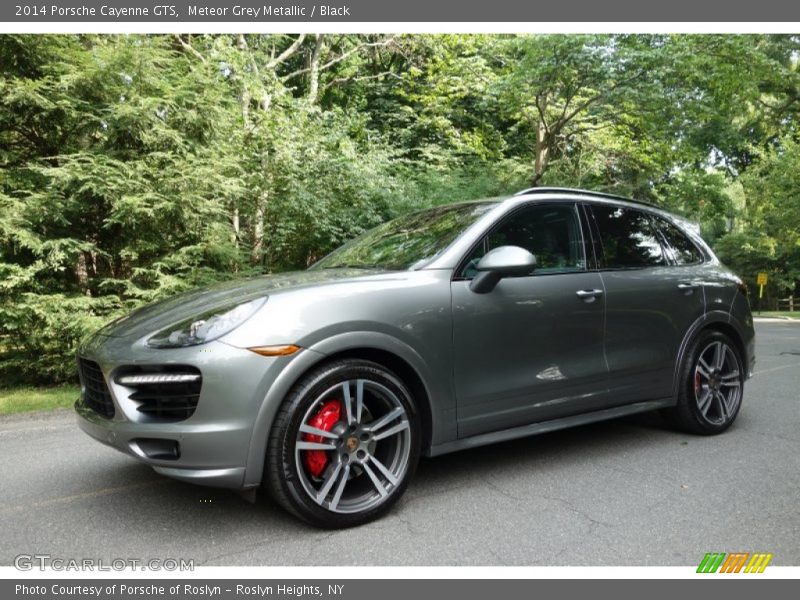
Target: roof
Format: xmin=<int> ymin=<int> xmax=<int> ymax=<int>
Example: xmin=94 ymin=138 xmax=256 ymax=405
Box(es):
xmin=513 ymin=186 xmax=660 ymax=210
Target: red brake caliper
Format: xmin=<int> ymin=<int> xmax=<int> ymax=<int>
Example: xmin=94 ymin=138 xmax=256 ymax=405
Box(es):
xmin=302 ymin=400 xmax=341 ymax=478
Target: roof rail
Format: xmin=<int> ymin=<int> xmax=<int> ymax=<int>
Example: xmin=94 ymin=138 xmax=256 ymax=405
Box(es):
xmin=514 ymin=186 xmax=660 ymax=209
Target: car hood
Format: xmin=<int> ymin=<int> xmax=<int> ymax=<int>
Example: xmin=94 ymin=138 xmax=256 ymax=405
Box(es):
xmin=95 ymin=268 xmax=385 ymax=339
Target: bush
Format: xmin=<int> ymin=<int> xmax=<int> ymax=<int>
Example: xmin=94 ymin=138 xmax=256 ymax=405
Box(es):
xmin=0 ymin=293 xmax=125 ymax=385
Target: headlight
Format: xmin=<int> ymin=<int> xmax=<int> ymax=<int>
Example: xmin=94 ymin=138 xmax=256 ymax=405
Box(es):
xmin=146 ymin=297 xmax=267 ymax=348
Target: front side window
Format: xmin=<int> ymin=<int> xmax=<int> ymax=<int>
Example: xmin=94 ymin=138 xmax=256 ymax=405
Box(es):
xmin=654 ymin=216 xmax=704 ymax=265
xmin=590 ymin=205 xmax=666 ymax=269
xmin=462 ymin=204 xmax=586 ymax=278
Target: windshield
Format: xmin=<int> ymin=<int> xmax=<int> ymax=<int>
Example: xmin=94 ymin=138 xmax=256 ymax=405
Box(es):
xmin=312 ymin=201 xmax=498 ymax=271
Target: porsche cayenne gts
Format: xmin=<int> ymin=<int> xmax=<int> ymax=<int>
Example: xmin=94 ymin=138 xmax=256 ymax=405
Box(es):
xmin=75 ymin=187 xmax=755 ymax=528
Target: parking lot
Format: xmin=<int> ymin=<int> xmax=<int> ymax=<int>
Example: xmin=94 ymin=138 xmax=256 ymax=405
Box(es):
xmin=1 ymin=320 xmax=798 ymax=566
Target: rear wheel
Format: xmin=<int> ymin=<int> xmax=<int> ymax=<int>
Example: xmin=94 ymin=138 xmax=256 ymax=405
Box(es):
xmin=665 ymin=330 xmax=744 ymax=434
xmin=265 ymin=359 xmax=420 ymax=528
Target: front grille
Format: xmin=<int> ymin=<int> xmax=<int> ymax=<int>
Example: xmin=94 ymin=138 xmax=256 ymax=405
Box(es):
xmin=117 ymin=365 xmax=202 ymax=422
xmin=78 ymin=358 xmax=115 ymax=418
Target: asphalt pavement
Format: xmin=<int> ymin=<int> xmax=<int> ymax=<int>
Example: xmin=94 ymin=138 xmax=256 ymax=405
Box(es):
xmin=1 ymin=321 xmax=798 ymax=566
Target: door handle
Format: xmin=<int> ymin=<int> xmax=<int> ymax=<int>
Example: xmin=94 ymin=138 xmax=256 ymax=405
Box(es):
xmin=576 ymin=289 xmax=604 ymax=302
xmin=677 ymin=282 xmax=698 ymax=294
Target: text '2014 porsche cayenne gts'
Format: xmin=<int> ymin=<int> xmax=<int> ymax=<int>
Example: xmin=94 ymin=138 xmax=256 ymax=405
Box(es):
xmin=76 ymin=188 xmax=755 ymax=528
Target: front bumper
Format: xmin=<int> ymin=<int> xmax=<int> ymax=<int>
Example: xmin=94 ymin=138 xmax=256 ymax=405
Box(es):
xmin=74 ymin=336 xmax=288 ymax=489
xmin=75 ymin=398 xmax=250 ymax=488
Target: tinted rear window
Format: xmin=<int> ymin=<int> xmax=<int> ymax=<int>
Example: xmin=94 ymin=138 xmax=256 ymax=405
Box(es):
xmin=654 ymin=216 xmax=704 ymax=265
xmin=591 ymin=205 xmax=666 ymax=269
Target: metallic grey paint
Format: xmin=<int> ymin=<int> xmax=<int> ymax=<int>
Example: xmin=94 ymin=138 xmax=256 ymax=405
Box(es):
xmin=75 ymin=189 xmax=755 ymax=490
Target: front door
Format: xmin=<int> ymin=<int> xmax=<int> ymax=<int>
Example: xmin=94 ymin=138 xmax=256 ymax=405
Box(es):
xmin=452 ymin=202 xmax=609 ymax=438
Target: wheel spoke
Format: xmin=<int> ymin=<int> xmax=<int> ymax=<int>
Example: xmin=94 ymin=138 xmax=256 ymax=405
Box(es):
xmin=716 ymin=391 xmax=730 ymax=421
xmin=299 ymin=423 xmax=339 ymax=440
xmin=355 ymin=380 xmax=364 ymax=424
xmin=697 ymin=388 xmax=713 ymax=416
xmin=713 ymin=342 xmax=725 ymax=370
xmin=368 ymin=455 xmax=398 ymax=486
xmin=373 ymin=420 xmax=410 ymax=441
xmin=342 ymin=381 xmax=355 ymax=425
xmin=720 ymin=370 xmax=740 ymax=387
xmin=698 ymin=356 xmax=713 ymax=376
xmin=362 ymin=462 xmax=389 ymax=498
xmin=365 ymin=406 xmax=404 ymax=434
xmin=296 ymin=440 xmax=337 ymax=451
xmin=315 ymin=461 xmax=343 ymax=504
xmin=329 ymin=464 xmax=350 ymax=510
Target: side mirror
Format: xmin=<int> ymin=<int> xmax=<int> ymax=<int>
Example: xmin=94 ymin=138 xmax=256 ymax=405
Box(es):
xmin=469 ymin=245 xmax=537 ymax=294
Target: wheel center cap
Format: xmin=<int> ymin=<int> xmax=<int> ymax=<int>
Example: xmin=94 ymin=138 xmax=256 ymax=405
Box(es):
xmin=345 ymin=436 xmax=359 ymax=453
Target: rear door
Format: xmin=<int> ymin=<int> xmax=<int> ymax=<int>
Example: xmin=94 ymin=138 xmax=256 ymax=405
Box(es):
xmin=586 ymin=203 xmax=706 ymax=405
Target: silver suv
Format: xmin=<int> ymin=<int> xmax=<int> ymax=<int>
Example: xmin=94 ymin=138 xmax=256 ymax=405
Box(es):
xmin=76 ymin=187 xmax=755 ymax=528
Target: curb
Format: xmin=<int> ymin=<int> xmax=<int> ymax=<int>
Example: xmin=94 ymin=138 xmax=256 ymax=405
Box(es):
xmin=753 ymin=317 xmax=800 ymax=323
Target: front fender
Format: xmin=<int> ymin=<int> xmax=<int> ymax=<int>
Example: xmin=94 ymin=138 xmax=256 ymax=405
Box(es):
xmin=241 ymin=330 xmax=453 ymax=488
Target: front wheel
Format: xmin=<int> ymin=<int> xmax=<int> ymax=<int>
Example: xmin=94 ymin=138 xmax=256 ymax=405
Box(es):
xmin=664 ymin=330 xmax=745 ymax=435
xmin=265 ymin=359 xmax=420 ymax=528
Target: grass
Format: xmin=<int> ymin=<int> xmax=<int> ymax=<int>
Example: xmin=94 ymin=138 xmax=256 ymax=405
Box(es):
xmin=755 ymin=310 xmax=800 ymax=320
xmin=0 ymin=385 xmax=80 ymax=416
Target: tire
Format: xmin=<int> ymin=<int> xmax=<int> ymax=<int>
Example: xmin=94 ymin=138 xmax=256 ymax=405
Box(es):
xmin=663 ymin=330 xmax=745 ymax=435
xmin=264 ymin=359 xmax=420 ymax=528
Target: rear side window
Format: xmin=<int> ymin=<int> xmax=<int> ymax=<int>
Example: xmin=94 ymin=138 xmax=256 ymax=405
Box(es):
xmin=654 ymin=216 xmax=704 ymax=265
xmin=590 ymin=205 xmax=666 ymax=269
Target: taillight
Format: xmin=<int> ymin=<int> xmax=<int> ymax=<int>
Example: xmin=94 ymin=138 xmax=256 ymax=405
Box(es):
xmin=737 ymin=280 xmax=748 ymax=296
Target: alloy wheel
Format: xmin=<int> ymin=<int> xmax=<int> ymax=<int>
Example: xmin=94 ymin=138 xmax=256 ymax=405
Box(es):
xmin=293 ymin=378 xmax=412 ymax=514
xmin=693 ymin=340 xmax=742 ymax=426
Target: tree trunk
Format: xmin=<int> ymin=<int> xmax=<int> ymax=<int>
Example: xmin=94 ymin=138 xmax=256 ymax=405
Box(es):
xmin=307 ymin=34 xmax=326 ymax=104
xmin=251 ymin=192 xmax=266 ymax=267
xmin=229 ymin=205 xmax=240 ymax=273
xmin=532 ymin=119 xmax=550 ymax=186
xmin=240 ymin=86 xmax=251 ymax=129
xmin=231 ymin=206 xmax=240 ymax=246
xmin=236 ymin=34 xmax=253 ymax=129
xmin=75 ymin=252 xmax=91 ymax=296
xmin=88 ymin=250 xmax=97 ymax=278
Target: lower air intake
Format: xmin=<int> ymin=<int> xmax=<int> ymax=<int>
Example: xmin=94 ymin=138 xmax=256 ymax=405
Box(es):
xmin=78 ymin=358 xmax=115 ymax=419
xmin=116 ymin=365 xmax=202 ymax=422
